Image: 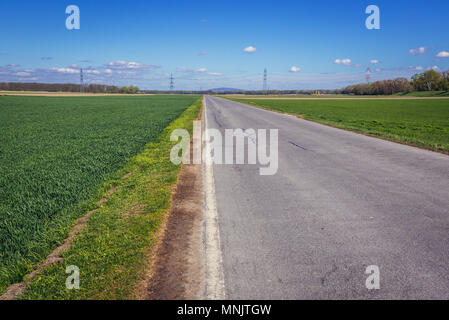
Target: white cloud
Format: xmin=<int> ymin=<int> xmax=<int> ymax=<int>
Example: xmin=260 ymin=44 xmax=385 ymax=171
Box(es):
xmin=370 ymin=59 xmax=380 ymax=64
xmin=243 ymin=46 xmax=257 ymax=53
xmin=175 ymin=66 xmax=222 ymax=77
xmin=108 ymin=60 xmax=126 ymax=67
xmin=177 ymin=67 xmax=212 ymax=74
xmin=115 ymin=70 xmax=136 ymax=75
xmin=196 ymin=67 xmax=207 ymax=73
xmin=198 ymin=51 xmax=207 ymax=56
xmin=334 ymin=58 xmax=352 ymax=66
xmin=436 ymin=51 xmax=449 ymax=58
xmin=106 ymin=60 xmax=160 ymax=70
xmin=430 ymin=66 xmax=440 ymax=71
xmin=0 ymin=60 xmax=162 ymax=88
xmin=409 ymin=66 xmax=424 ymax=71
xmin=127 ymin=62 xmax=142 ymax=69
xmin=85 ymin=69 xmax=100 ymax=74
xmin=289 ymin=66 xmax=301 ymax=72
xmin=409 ymin=46 xmax=429 ymax=56
xmin=15 ymin=72 xmax=31 ymax=76
xmin=49 ymin=67 xmax=79 ymax=74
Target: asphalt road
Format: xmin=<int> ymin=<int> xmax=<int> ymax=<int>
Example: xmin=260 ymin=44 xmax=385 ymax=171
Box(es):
xmin=204 ymin=95 xmax=449 ymax=299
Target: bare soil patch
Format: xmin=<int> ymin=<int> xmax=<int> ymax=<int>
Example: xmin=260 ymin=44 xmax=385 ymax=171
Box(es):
xmin=140 ymin=163 xmax=204 ymax=300
xmin=137 ymin=108 xmax=205 ymax=300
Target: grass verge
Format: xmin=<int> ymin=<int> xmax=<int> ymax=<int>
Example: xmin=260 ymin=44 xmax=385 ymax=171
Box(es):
xmin=18 ymin=97 xmax=202 ymax=299
xmin=227 ymin=97 xmax=449 ymax=154
xmin=395 ymin=91 xmax=449 ymax=97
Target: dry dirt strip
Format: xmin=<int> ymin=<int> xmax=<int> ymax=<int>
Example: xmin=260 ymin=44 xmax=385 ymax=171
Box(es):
xmin=142 ymin=97 xmax=226 ymax=300
xmin=140 ymin=112 xmax=205 ymax=299
xmin=141 ymin=155 xmax=205 ymax=299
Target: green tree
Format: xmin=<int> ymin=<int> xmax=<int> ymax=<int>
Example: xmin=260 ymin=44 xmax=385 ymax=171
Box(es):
xmin=437 ymin=78 xmax=449 ymax=91
xmin=422 ymin=70 xmax=441 ymax=91
xmin=413 ymin=70 xmax=441 ymax=91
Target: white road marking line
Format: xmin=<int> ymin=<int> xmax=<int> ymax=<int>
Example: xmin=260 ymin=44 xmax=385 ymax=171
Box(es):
xmin=203 ymin=96 xmax=226 ymax=300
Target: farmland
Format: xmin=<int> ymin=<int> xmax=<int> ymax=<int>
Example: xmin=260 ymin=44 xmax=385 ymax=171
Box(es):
xmin=0 ymin=95 xmax=199 ymax=295
xmin=228 ymin=97 xmax=449 ymax=153
xmin=395 ymin=91 xmax=449 ymax=97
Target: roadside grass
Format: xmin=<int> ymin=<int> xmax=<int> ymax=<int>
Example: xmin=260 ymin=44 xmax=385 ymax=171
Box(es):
xmin=222 ymin=92 xmax=449 ymax=99
xmin=220 ymin=94 xmax=358 ymax=99
xmin=395 ymin=91 xmax=449 ymax=97
xmin=228 ymin=98 xmax=449 ymax=153
xmin=0 ymin=95 xmax=198 ymax=295
xmin=18 ymin=97 xmax=202 ymax=299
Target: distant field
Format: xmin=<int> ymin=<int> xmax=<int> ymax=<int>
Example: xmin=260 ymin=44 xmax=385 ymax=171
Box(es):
xmin=228 ymin=97 xmax=449 ymax=153
xmin=0 ymin=91 xmax=153 ymax=97
xmin=395 ymin=91 xmax=449 ymax=97
xmin=224 ymin=94 xmax=449 ymax=100
xmin=0 ymin=95 xmax=198 ymax=294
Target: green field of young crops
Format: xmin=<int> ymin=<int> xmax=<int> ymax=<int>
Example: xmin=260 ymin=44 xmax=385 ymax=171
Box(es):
xmin=0 ymin=95 xmax=199 ymax=294
xmin=229 ymin=98 xmax=449 ymax=153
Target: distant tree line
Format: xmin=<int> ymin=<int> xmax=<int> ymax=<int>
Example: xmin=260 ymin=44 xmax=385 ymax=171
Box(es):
xmin=119 ymin=86 xmax=140 ymax=94
xmin=340 ymin=70 xmax=449 ymax=95
xmin=0 ymin=82 xmax=140 ymax=94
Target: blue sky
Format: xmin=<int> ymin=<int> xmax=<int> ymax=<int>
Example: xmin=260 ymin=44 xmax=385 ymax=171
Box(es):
xmin=1 ymin=0 xmax=448 ymax=90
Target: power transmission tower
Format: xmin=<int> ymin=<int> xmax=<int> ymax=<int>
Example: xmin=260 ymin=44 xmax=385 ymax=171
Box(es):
xmin=366 ymin=67 xmax=371 ymax=84
xmin=80 ymin=68 xmax=84 ymax=93
xmin=169 ymin=73 xmax=174 ymax=91
xmin=263 ymin=68 xmax=267 ymax=94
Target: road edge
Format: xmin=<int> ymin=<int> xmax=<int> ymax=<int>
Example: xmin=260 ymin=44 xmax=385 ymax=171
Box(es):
xmin=202 ymin=96 xmax=226 ymax=300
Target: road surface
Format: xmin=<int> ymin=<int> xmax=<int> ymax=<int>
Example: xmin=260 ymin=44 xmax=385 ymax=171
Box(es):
xmin=203 ymin=95 xmax=449 ymax=299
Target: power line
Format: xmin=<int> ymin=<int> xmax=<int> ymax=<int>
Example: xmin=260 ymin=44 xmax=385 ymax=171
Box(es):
xmin=80 ymin=68 xmax=84 ymax=93
xmin=263 ymin=68 xmax=267 ymax=93
xmin=366 ymin=67 xmax=371 ymax=84
xmin=170 ymin=73 xmax=174 ymax=90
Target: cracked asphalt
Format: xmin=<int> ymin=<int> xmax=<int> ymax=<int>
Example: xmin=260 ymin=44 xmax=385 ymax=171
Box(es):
xmin=205 ymin=95 xmax=449 ymax=299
